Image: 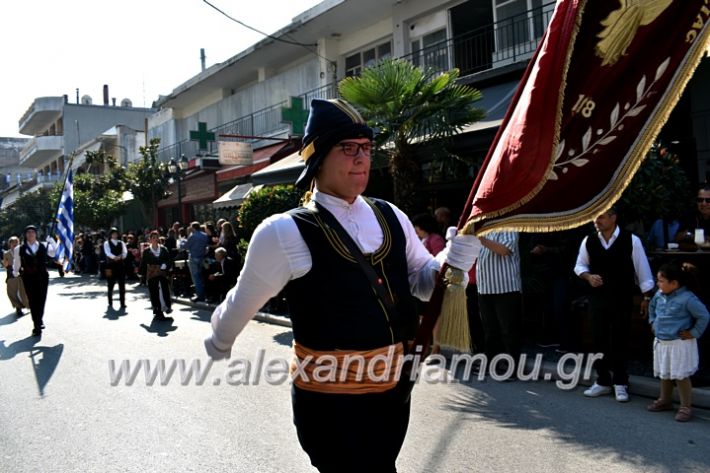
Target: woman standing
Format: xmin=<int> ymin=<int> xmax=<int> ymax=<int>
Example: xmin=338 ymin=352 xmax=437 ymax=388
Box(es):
xmin=103 ymin=227 xmax=128 ymax=309
xmin=14 ymin=225 xmax=57 ymax=336
xmin=140 ymin=230 xmax=173 ymax=321
xmin=219 ymin=221 xmax=240 ymax=262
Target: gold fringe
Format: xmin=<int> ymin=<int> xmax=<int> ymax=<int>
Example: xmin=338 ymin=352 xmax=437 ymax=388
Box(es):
xmin=464 ymin=4 xmax=710 ymax=237
xmin=436 ymin=267 xmax=471 ymax=353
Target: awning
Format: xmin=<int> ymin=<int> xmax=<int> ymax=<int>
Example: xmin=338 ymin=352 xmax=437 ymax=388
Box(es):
xmin=212 ymin=182 xmax=254 ymax=209
xmin=251 ymin=151 xmax=305 ymax=186
xmin=459 ymin=80 xmax=517 ymax=134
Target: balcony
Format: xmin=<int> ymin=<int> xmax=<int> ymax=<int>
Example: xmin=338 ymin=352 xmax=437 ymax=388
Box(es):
xmin=157 ymin=82 xmax=338 ymax=163
xmin=401 ymin=2 xmax=555 ymax=78
xmin=19 ymin=135 xmax=64 ymax=168
xmin=18 ymin=97 xmax=65 ymax=136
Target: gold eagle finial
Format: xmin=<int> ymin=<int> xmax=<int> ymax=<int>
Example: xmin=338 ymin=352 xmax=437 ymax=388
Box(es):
xmin=595 ymin=0 xmax=673 ymax=66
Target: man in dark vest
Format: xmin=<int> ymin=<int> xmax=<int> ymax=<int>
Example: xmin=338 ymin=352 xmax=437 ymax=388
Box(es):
xmin=14 ymin=225 xmax=58 ymax=336
xmin=574 ymin=207 xmax=654 ymax=402
xmin=103 ymin=227 xmax=128 ymax=309
xmin=204 ymin=98 xmax=481 ymax=472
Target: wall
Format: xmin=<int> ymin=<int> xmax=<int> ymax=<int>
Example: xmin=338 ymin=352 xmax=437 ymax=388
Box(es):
xmin=62 ymin=104 xmax=154 ymax=155
xmin=152 ymin=57 xmax=320 ymax=148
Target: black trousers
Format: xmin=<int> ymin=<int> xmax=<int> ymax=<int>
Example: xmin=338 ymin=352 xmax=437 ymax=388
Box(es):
xmin=478 ymin=292 xmax=522 ymax=360
xmin=22 ymin=272 xmax=48 ymax=331
xmin=466 ymin=284 xmax=486 ymax=353
xmin=292 ymin=386 xmax=410 ymax=473
xmin=589 ymin=292 xmax=633 ymax=386
xmin=106 ymin=264 xmax=126 ymax=305
xmin=147 ymin=276 xmax=171 ymax=315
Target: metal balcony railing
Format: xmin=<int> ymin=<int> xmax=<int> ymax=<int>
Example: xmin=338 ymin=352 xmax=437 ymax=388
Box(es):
xmin=400 ymin=2 xmax=555 ymax=76
xmin=156 ymin=82 xmax=339 ymax=163
xmin=156 ymin=2 xmax=555 ymax=161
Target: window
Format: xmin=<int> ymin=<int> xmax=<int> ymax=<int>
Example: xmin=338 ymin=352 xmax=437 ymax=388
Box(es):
xmin=410 ymin=28 xmax=449 ymax=71
xmin=345 ymin=40 xmax=393 ymax=77
xmin=493 ymin=0 xmax=549 ymax=52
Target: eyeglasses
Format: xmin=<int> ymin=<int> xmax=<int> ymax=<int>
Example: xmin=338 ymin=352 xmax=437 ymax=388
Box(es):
xmin=336 ymin=141 xmax=373 ymax=157
xmin=697 ymin=197 xmax=710 ymax=203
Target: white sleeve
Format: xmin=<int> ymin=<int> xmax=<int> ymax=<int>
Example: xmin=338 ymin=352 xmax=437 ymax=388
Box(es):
xmin=121 ymin=242 xmax=128 ymax=259
xmin=573 ymin=236 xmax=590 ymax=276
xmin=209 ymin=214 xmax=309 ymax=351
xmin=103 ymin=241 xmax=111 ymax=258
xmin=13 ymin=246 xmax=20 ymax=276
xmin=45 ymin=239 xmax=57 ymax=258
xmin=631 ymin=235 xmax=655 ymax=293
xmin=389 ymin=204 xmax=440 ymax=301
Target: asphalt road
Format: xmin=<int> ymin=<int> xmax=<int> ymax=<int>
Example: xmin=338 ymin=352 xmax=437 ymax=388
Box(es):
xmin=1 ymin=274 xmax=709 ymax=473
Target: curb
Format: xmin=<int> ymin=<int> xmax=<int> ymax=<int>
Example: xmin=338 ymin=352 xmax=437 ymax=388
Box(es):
xmin=537 ymin=358 xmax=710 ymax=410
xmin=172 ymin=297 xmax=294 ymax=328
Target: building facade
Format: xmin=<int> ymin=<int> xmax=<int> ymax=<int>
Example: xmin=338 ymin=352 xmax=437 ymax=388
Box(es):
xmin=1 ymin=92 xmax=155 ymax=210
xmin=149 ymin=0 xmax=710 ymax=224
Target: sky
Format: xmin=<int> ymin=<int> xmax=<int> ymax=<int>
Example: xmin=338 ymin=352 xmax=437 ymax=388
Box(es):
xmin=0 ymin=0 xmax=323 ymax=138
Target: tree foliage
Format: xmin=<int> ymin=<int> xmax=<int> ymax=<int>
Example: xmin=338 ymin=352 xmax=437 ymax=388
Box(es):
xmin=339 ymin=58 xmax=484 ymax=214
xmin=126 ymin=138 xmax=171 ymax=225
xmin=0 ymin=188 xmax=54 ymax=238
xmin=618 ymin=144 xmax=693 ymax=224
xmin=237 ymin=185 xmax=302 ymax=242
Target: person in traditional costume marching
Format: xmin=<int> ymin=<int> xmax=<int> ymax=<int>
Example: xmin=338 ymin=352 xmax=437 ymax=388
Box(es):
xmin=3 ymin=236 xmax=29 ymax=317
xmin=204 ymin=98 xmax=481 ymax=473
xmin=140 ymin=230 xmax=173 ymax=321
xmin=103 ymin=227 xmax=128 ymax=309
xmin=13 ymin=225 xmax=58 ymax=336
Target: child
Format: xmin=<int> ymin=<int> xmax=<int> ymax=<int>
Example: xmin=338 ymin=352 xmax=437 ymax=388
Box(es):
xmin=647 ymin=262 xmax=709 ymax=422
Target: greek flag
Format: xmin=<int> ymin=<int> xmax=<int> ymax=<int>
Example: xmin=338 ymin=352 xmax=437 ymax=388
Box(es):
xmin=54 ymin=169 xmax=74 ymax=271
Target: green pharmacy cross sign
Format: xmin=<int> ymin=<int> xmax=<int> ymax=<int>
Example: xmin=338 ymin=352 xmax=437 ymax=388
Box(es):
xmin=189 ymin=122 xmax=216 ymax=151
xmin=281 ymin=97 xmax=309 ymax=136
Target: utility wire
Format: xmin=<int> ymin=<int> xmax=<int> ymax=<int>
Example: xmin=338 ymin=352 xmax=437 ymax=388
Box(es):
xmin=202 ymin=0 xmax=334 ymax=64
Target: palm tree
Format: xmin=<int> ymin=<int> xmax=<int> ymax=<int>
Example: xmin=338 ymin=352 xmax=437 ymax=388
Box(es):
xmin=339 ymin=58 xmax=485 ymax=214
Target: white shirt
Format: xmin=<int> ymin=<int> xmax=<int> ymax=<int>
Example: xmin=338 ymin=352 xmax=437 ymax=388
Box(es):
xmin=103 ymin=239 xmax=128 ymax=260
xmin=13 ymin=239 xmax=58 ymax=275
xmin=209 ymin=190 xmax=443 ymax=351
xmin=574 ymin=226 xmax=655 ymax=293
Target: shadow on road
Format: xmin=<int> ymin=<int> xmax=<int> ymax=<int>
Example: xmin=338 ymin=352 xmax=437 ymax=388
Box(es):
xmin=417 ymin=361 xmax=710 ymax=473
xmin=104 ymin=306 xmax=128 ymax=321
xmin=0 ymin=336 xmax=64 ymax=397
xmin=273 ymin=330 xmax=293 ymax=347
xmin=140 ymin=319 xmax=177 ymax=337
xmin=0 ymin=311 xmax=22 ymax=326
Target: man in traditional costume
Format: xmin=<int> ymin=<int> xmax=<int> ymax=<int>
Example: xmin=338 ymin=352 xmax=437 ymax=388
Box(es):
xmin=14 ymin=225 xmax=57 ymax=336
xmin=103 ymin=227 xmax=128 ymax=309
xmin=204 ymin=98 xmax=481 ymax=472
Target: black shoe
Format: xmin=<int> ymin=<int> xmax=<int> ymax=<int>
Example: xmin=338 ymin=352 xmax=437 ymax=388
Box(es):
xmin=15 ymin=308 xmax=23 ymax=317
xmin=164 ymin=307 xmax=173 ymax=314
xmin=32 ymin=328 xmax=42 ymax=336
xmin=120 ymin=304 xmax=127 ymax=310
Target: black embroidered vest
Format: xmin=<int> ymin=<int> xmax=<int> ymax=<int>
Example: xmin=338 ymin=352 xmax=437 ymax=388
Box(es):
xmin=284 ymin=198 xmax=417 ymax=351
xmin=20 ymin=242 xmax=48 ymax=276
xmin=586 ymin=229 xmax=636 ymax=296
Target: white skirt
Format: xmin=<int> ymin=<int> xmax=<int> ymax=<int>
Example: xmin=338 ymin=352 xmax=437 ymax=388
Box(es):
xmin=653 ymin=338 xmax=699 ymax=380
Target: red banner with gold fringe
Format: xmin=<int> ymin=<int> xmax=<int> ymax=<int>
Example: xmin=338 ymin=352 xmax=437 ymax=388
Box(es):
xmin=466 ymin=0 xmax=710 ymax=234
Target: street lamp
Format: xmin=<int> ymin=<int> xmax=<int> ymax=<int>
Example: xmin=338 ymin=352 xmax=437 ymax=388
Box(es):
xmin=168 ymin=154 xmax=189 ymax=223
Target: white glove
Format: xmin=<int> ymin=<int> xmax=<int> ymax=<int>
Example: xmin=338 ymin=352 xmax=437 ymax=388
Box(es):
xmin=443 ymin=226 xmax=481 ymax=272
xmin=204 ymin=336 xmax=232 ymax=360
xmin=160 ymin=264 xmax=167 ymax=270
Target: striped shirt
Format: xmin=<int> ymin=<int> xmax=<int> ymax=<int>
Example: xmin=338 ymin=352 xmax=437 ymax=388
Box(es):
xmin=476 ymin=231 xmax=522 ymax=294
